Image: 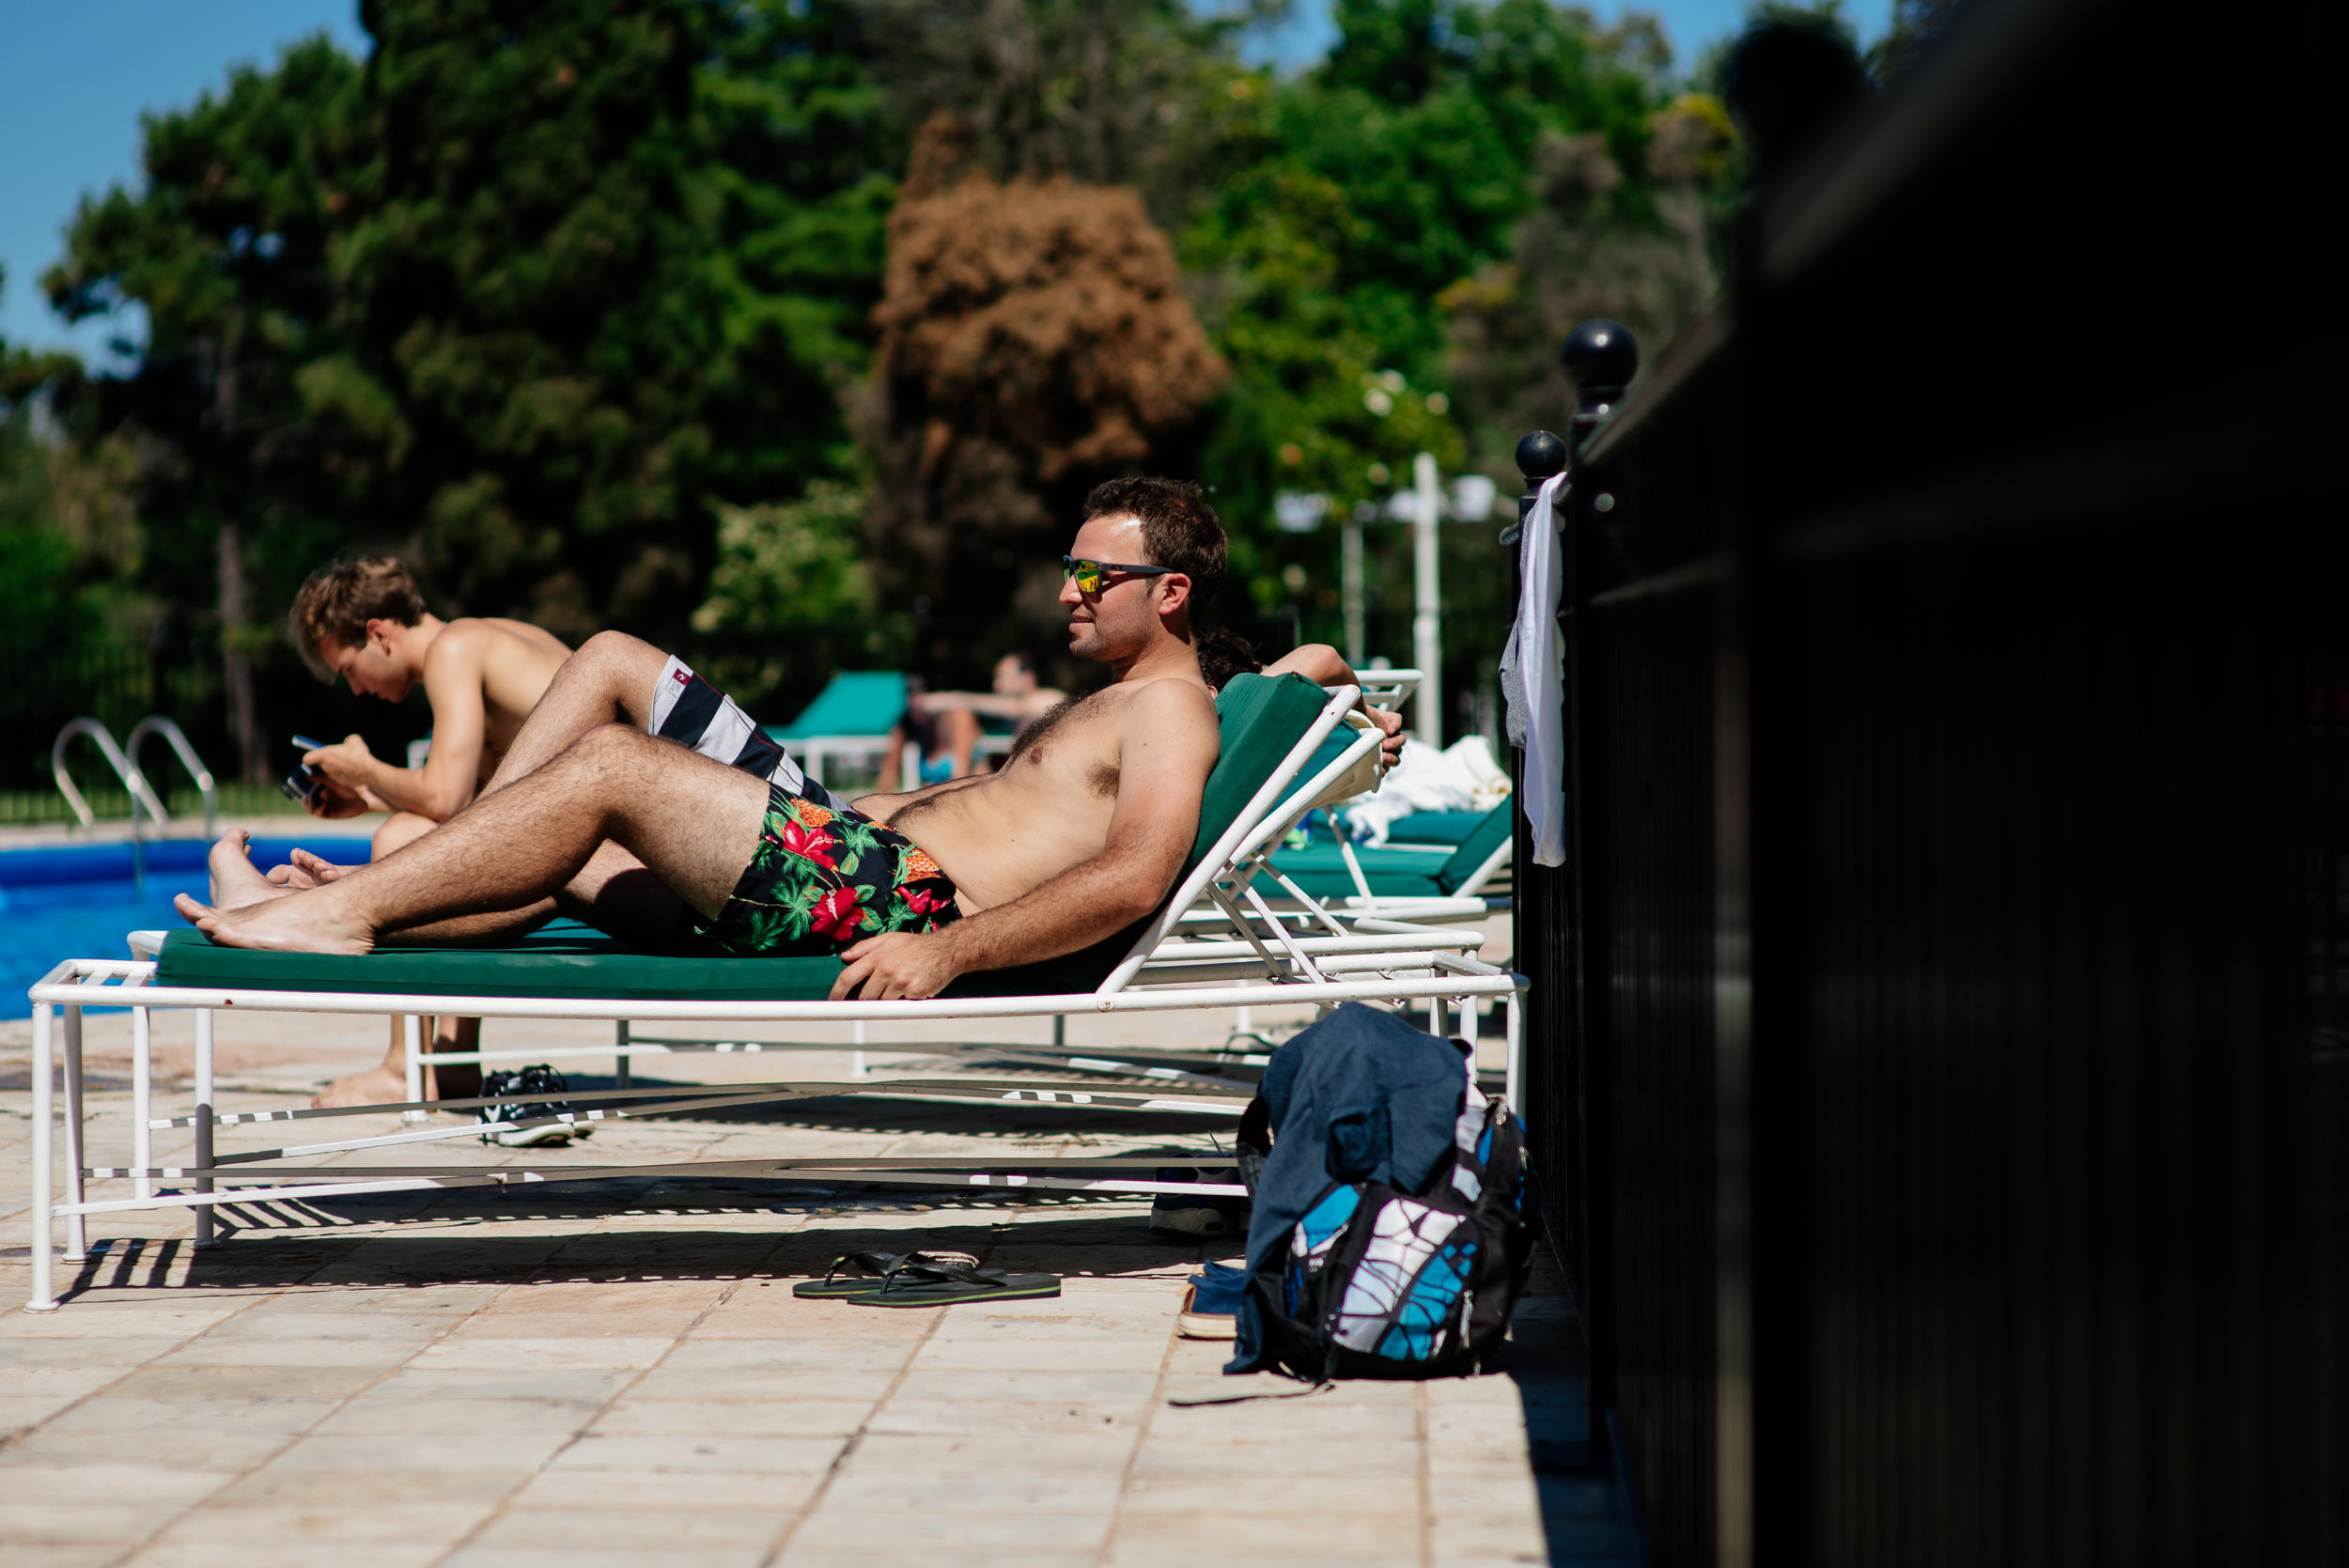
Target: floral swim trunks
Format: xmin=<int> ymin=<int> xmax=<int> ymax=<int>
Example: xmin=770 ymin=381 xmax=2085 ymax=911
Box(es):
xmin=696 ymin=784 xmax=961 ymax=957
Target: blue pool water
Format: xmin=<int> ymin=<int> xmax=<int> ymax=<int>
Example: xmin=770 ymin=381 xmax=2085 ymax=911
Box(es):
xmin=1 ymin=837 xmax=370 ymax=1017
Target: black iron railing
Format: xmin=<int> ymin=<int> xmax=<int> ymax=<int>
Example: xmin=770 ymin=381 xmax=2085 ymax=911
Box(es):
xmin=1507 ymin=0 xmax=2336 ymax=1562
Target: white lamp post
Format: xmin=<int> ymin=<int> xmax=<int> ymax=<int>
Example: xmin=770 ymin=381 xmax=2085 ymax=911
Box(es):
xmin=1412 ymin=453 xmax=1442 ymax=746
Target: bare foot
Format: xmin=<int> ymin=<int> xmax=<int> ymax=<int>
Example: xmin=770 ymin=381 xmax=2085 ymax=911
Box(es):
xmin=174 ymin=890 xmax=376 ymax=955
xmin=265 ymin=848 xmax=349 ymax=891
xmin=310 ymin=1064 xmax=414 ymax=1110
xmin=207 ymin=831 xmax=297 ymax=911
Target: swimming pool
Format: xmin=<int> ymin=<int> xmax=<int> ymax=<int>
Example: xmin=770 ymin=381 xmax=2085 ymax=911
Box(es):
xmin=1 ymin=837 xmax=369 ymax=1018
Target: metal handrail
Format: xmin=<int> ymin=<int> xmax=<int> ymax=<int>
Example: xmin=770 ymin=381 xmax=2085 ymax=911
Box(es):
xmin=51 ymin=719 xmax=168 ymax=831
xmin=126 ymin=717 xmax=216 ymax=840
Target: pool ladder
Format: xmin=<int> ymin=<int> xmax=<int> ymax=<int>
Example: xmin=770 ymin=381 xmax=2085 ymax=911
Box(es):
xmin=51 ymin=717 xmax=218 ymax=841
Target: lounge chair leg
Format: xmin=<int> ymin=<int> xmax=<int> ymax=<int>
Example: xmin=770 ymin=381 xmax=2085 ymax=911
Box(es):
xmin=1504 ymin=994 xmax=1524 ymax=1110
xmin=851 ymin=1019 xmax=866 ymax=1080
xmin=61 ymin=1006 xmax=86 ymax=1263
xmin=132 ymin=1005 xmax=152 ymax=1201
xmin=401 ymin=1016 xmax=426 ymax=1121
xmin=26 ymin=1004 xmax=57 ymax=1312
xmin=193 ymin=1010 xmax=215 ymax=1247
xmin=615 ymin=1020 xmax=631 ymax=1090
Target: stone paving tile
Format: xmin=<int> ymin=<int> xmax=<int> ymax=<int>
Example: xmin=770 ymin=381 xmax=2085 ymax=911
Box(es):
xmin=74 ymin=1362 xmax=385 ymax=1403
xmin=366 ymin=1367 xmax=638 ymax=1403
xmin=0 ymin=1503 xmax=187 ymax=1546
xmin=549 ymin=1433 xmax=848 ymax=1474
xmin=1119 ymin=1474 xmax=1423 ymax=1514
xmin=0 ymin=1308 xmax=240 ymax=1340
xmin=865 ymin=1399 xmax=1148 ymax=1437
xmin=0 ymin=1431 xmax=296 ymax=1471
xmin=408 ymin=1337 xmax=673 ymax=1371
xmin=0 ymin=1367 xmax=136 ymax=1402
xmin=253 ymin=1433 xmax=569 ymax=1473
xmin=466 ymin=1507 xmax=786 ymax=1551
xmin=194 ymin=1311 xmax=451 ymax=1341
xmin=135 ymin=1502 xmax=492 ymax=1547
xmin=126 ymin=1544 xmax=445 ymax=1568
xmin=786 ymin=1509 xmax=1114 ymax=1554
xmin=0 ymin=1390 xmax=88 ymax=1430
xmin=505 ymin=1468 xmax=824 ymax=1512
xmin=314 ymin=1397 xmax=600 ymax=1436
xmin=206 ymin=1467 xmax=527 ymax=1508
xmin=0 ymin=1466 xmax=235 ymax=1509
xmin=910 ymin=1336 xmax=1169 ymax=1371
xmin=842 ymin=1433 xmax=1139 ymax=1474
xmin=626 ymin=1366 xmax=902 ymax=1403
xmin=819 ymin=1471 xmax=1125 ymax=1512
xmin=889 ymin=1368 xmax=1159 ymax=1403
xmin=1128 ymin=1436 xmax=1425 ymax=1477
xmin=0 ymin=1542 xmax=131 ymax=1568
xmin=441 ymin=1551 xmax=768 ymax=1568
xmin=588 ymin=1399 xmax=873 ymax=1437
xmin=0 ymin=1341 xmax=188 ymax=1368
xmin=152 ymin=1336 xmax=429 ymax=1369
xmin=660 ymin=1338 xmax=914 ymax=1371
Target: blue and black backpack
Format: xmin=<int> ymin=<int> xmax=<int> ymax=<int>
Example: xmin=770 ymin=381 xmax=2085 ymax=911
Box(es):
xmin=1237 ymin=1053 xmax=1532 ymax=1380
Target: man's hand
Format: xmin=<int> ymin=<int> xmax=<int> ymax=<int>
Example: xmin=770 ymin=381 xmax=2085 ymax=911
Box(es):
xmin=830 ymin=929 xmax=967 ymax=1001
xmin=1367 ymin=705 xmax=1406 ymax=769
xmin=308 ymin=777 xmax=373 ymax=819
xmin=306 ymin=735 xmax=377 ymax=790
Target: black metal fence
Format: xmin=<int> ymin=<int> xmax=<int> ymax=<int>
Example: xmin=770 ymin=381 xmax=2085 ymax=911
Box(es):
xmin=1512 ymin=0 xmax=2338 ymax=1561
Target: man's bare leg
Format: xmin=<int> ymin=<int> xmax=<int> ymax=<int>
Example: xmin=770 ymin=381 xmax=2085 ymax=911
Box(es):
xmin=478 ymin=631 xmax=673 ymax=799
xmin=311 ymin=807 xmax=484 ymax=1108
xmin=176 ymin=726 xmax=765 ymax=955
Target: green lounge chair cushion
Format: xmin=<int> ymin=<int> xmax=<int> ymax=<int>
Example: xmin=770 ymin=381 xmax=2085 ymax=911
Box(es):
xmin=1263 ymin=843 xmax=1449 ymax=901
xmin=1434 ymin=801 xmax=1513 ymax=891
xmin=155 ymin=672 xmax=1333 ymax=1001
xmin=769 ymin=671 xmax=909 ymax=741
xmin=1267 ymin=800 xmax=1512 ymax=900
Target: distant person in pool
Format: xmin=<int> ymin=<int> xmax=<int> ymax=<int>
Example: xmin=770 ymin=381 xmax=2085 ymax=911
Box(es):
xmin=885 ymin=652 xmax=1068 ymax=784
xmin=272 ymin=556 xmax=570 ymax=1110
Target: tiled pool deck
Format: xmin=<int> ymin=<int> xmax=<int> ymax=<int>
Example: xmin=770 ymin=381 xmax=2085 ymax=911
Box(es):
xmin=2 ymin=969 xmax=1641 ymax=1566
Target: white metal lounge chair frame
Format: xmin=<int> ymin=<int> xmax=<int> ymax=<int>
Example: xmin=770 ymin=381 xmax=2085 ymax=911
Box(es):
xmin=22 ymin=683 xmax=1526 ymax=1312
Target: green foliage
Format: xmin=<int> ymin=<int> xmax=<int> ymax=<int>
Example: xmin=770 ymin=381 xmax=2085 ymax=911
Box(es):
xmin=1177 ymin=0 xmax=1691 ymax=628
xmin=692 ymin=480 xmax=876 ymax=631
xmin=44 ymin=2 xmax=898 ymax=651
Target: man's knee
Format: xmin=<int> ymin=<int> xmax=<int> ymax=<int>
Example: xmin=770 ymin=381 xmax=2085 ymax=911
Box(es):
xmin=372 ymin=812 xmax=436 ymax=860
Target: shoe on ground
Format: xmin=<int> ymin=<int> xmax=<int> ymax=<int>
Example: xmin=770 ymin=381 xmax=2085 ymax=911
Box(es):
xmin=1149 ymin=1166 xmax=1247 ymax=1239
xmin=477 ymin=1064 xmax=591 ymax=1148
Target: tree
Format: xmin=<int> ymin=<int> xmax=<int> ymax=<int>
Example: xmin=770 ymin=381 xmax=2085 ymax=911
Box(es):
xmin=45 ymin=37 xmax=369 ymax=778
xmin=859 ymin=115 xmax=1227 ymax=627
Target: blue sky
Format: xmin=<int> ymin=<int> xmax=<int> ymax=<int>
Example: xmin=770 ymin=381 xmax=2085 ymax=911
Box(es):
xmin=0 ymin=0 xmax=1887 ymax=363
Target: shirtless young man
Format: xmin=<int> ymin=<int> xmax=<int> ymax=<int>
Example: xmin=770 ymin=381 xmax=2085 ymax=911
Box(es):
xmin=180 ymin=479 xmax=1373 ymax=1001
xmin=272 ymin=557 xmax=569 ymax=1106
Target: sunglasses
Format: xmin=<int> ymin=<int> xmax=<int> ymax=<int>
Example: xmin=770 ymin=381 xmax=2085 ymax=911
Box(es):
xmin=1061 ymin=555 xmax=1175 ymax=594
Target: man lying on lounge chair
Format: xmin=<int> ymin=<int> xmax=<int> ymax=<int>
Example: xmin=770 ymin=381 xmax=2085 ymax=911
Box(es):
xmin=178 ymin=478 xmax=1398 ymax=1001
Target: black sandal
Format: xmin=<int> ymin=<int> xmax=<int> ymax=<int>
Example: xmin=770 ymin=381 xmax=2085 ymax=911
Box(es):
xmin=854 ymin=1258 xmax=1062 ymax=1308
xmin=790 ymin=1250 xmax=983 ymax=1298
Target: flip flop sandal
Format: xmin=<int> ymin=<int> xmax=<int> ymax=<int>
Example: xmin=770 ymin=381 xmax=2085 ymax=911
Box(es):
xmin=791 ymin=1250 xmax=982 ymax=1299
xmin=854 ymin=1260 xmax=1063 ymax=1308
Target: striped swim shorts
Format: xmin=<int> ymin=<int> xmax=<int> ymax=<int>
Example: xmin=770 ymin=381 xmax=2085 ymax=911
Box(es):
xmin=648 ymin=655 xmax=847 ymax=814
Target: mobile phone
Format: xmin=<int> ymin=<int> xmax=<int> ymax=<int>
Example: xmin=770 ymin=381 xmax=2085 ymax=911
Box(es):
xmin=280 ymin=735 xmax=330 ymax=807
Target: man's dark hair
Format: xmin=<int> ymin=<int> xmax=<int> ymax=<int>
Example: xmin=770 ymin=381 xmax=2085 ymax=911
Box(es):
xmin=289 ymin=556 xmax=428 ymax=679
xmin=1081 ymin=476 xmax=1224 ymax=613
xmin=1002 ymin=650 xmax=1035 ymax=675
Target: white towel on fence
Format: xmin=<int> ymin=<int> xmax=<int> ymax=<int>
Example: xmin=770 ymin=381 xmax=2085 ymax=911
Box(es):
xmin=1497 ymin=473 xmax=1568 ymax=866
